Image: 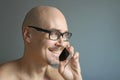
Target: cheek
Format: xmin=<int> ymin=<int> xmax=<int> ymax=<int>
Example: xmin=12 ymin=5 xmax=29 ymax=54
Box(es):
xmin=39 ymin=34 xmax=55 ymax=47
xmin=44 ymin=40 xmax=56 ymax=47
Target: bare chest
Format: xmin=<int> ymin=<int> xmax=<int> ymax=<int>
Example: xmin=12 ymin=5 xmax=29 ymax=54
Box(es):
xmin=17 ymin=75 xmax=50 ymax=80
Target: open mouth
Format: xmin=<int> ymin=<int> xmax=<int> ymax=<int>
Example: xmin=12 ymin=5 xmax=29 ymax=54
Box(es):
xmin=48 ymin=47 xmax=63 ymax=59
xmin=49 ymin=47 xmax=63 ymax=54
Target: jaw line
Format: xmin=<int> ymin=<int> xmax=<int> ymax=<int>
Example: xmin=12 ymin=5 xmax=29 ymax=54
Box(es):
xmin=47 ymin=49 xmax=60 ymax=68
xmin=50 ymin=63 xmax=59 ymax=68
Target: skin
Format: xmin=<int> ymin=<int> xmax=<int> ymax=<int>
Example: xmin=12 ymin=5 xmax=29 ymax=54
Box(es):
xmin=0 ymin=6 xmax=82 ymax=80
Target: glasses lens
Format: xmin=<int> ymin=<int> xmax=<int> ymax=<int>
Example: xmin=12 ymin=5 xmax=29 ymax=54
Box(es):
xmin=49 ymin=30 xmax=72 ymax=41
xmin=50 ymin=31 xmax=60 ymax=40
xmin=63 ymin=32 xmax=72 ymax=41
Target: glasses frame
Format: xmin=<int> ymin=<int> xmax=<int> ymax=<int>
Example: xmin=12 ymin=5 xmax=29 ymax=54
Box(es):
xmin=28 ymin=26 xmax=72 ymax=41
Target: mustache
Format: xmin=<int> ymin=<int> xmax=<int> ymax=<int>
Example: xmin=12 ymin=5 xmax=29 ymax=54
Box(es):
xmin=49 ymin=44 xmax=70 ymax=51
xmin=50 ymin=46 xmax=64 ymax=51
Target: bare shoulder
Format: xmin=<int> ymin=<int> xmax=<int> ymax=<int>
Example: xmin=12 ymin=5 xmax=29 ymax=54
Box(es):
xmin=0 ymin=60 xmax=20 ymax=80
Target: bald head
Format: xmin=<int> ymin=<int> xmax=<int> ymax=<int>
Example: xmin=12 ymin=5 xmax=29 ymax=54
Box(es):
xmin=22 ymin=6 xmax=67 ymax=29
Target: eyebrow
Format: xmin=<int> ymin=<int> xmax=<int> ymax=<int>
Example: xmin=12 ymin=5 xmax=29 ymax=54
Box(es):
xmin=28 ymin=25 xmax=69 ymax=33
xmin=28 ymin=26 xmax=51 ymax=33
xmin=49 ymin=28 xmax=69 ymax=33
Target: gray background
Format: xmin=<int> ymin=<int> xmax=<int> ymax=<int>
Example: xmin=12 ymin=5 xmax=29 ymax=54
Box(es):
xmin=0 ymin=0 xmax=120 ymax=80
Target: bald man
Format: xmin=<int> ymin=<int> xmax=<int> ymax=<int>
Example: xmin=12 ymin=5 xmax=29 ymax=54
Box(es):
xmin=0 ymin=6 xmax=82 ymax=80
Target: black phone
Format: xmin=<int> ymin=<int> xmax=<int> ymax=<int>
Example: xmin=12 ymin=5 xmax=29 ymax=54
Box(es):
xmin=59 ymin=48 xmax=69 ymax=61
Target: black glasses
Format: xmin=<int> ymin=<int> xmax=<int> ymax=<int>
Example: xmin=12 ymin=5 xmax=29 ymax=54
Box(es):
xmin=28 ymin=26 xmax=72 ymax=41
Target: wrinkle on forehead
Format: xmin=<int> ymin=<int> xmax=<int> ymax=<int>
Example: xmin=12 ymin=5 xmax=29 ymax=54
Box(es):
xmin=22 ymin=6 xmax=67 ymax=29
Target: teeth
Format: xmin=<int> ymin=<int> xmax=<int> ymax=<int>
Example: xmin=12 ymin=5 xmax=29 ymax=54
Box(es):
xmin=54 ymin=47 xmax=61 ymax=50
xmin=50 ymin=47 xmax=62 ymax=51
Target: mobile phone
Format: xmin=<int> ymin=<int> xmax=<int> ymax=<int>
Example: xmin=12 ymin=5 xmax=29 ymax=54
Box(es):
xmin=59 ymin=48 xmax=69 ymax=61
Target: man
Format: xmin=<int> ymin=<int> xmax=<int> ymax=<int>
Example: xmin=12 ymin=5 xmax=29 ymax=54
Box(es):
xmin=0 ymin=6 xmax=82 ymax=80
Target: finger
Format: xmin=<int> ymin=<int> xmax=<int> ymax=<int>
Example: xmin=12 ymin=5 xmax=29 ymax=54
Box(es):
xmin=72 ymin=52 xmax=81 ymax=72
xmin=58 ymin=61 xmax=66 ymax=74
xmin=72 ymin=51 xmax=79 ymax=60
xmin=67 ymin=46 xmax=74 ymax=57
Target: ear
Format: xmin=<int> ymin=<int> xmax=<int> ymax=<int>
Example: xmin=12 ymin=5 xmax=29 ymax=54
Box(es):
xmin=23 ymin=27 xmax=32 ymax=43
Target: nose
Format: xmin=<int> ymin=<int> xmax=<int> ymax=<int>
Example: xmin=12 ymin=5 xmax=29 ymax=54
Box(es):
xmin=55 ymin=36 xmax=65 ymax=47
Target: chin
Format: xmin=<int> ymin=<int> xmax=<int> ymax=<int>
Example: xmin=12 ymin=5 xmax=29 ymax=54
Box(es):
xmin=49 ymin=62 xmax=59 ymax=68
xmin=48 ymin=59 xmax=60 ymax=68
xmin=50 ymin=59 xmax=59 ymax=65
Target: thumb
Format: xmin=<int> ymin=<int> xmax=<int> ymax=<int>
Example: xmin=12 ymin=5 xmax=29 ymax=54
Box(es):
xmin=58 ymin=60 xmax=67 ymax=74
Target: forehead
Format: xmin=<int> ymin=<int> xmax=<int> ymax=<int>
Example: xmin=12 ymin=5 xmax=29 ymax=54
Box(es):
xmin=44 ymin=17 xmax=69 ymax=32
xmin=36 ymin=6 xmax=69 ymax=32
xmin=48 ymin=25 xmax=68 ymax=33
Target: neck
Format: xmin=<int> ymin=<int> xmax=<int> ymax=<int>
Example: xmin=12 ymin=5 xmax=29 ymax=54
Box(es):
xmin=19 ymin=57 xmax=60 ymax=80
xmin=21 ymin=54 xmax=47 ymax=70
xmin=18 ymin=56 xmax=49 ymax=79
xmin=18 ymin=49 xmax=63 ymax=80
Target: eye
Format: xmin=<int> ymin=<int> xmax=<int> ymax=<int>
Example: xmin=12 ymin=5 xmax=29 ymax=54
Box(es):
xmin=63 ymin=32 xmax=72 ymax=39
xmin=50 ymin=31 xmax=60 ymax=40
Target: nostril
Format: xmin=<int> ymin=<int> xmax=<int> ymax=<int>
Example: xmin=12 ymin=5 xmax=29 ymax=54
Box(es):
xmin=55 ymin=40 xmax=64 ymax=47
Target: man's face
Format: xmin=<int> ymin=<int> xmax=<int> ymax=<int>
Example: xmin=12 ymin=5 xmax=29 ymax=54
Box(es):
xmin=29 ymin=20 xmax=70 ymax=66
xmin=27 ymin=9 xmax=70 ymax=66
xmin=30 ymin=26 xmax=69 ymax=66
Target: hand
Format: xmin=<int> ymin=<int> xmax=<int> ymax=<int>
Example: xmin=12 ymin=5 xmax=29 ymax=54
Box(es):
xmin=58 ymin=46 xmax=82 ymax=80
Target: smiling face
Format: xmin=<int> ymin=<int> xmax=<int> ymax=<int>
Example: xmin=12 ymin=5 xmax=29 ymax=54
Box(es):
xmin=23 ymin=6 xmax=70 ymax=66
